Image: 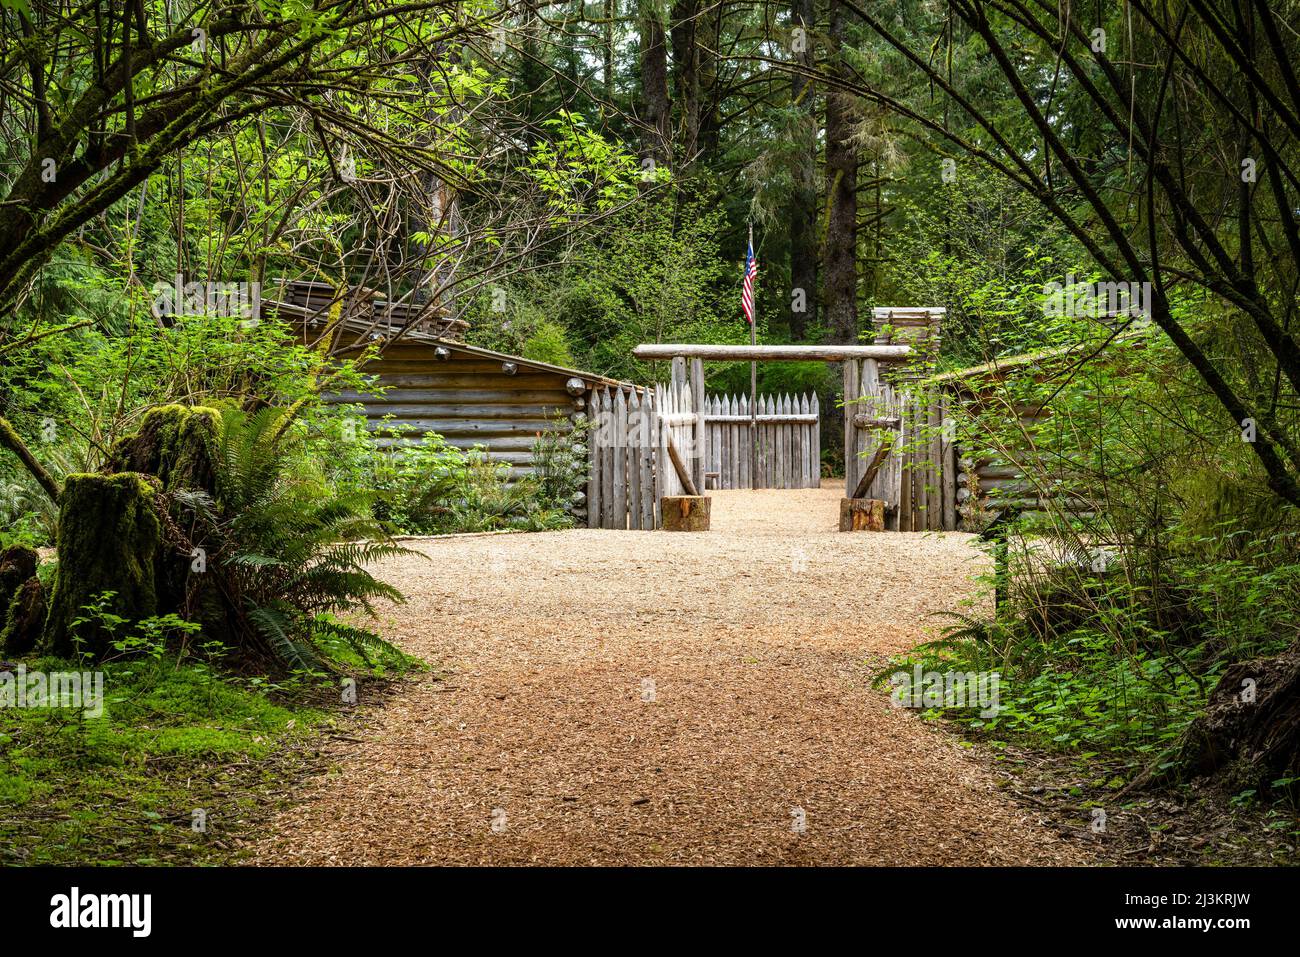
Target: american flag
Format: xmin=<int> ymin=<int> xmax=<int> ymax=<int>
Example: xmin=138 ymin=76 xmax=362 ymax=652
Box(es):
xmin=741 ymin=237 xmax=758 ymax=325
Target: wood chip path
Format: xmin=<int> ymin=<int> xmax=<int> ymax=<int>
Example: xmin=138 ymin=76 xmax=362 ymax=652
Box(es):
xmin=249 ymin=482 xmax=1087 ymax=865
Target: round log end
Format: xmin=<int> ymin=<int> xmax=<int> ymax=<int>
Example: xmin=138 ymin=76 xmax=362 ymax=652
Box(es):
xmin=660 ymin=495 xmax=710 ymax=531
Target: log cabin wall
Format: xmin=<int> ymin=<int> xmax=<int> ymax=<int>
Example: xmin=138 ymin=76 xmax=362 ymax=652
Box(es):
xmin=322 ymin=342 xmax=629 ymax=525
xmin=946 ymin=383 xmax=1058 ymax=521
xmin=933 ymin=333 xmax=1151 ymax=523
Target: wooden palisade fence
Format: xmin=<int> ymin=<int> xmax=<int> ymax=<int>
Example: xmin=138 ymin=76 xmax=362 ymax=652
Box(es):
xmin=702 ymin=392 xmax=820 ymax=489
xmin=587 ymin=384 xmax=659 ymax=530
xmin=843 ymin=307 xmax=959 ymax=531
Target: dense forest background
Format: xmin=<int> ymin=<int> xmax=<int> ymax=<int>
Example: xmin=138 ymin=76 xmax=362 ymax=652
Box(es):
xmin=1 ymin=0 xmax=1299 ymax=862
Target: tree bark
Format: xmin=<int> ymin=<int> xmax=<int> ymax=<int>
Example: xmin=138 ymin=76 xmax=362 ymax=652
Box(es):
xmin=639 ymin=3 xmax=672 ymax=168
xmin=823 ymin=3 xmax=858 ymax=344
xmin=1179 ymin=647 xmax=1300 ymax=789
xmin=788 ymin=0 xmax=818 ymax=340
xmin=670 ymin=0 xmax=701 ymax=161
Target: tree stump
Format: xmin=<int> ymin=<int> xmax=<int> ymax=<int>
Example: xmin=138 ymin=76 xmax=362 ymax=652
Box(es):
xmin=1178 ymin=647 xmax=1300 ymax=788
xmin=1 ymin=577 xmax=47 ymax=656
xmin=0 ymin=545 xmax=38 ymax=635
xmin=105 ymin=404 xmax=219 ymax=492
xmin=839 ymin=497 xmax=886 ymax=531
xmin=42 ymin=473 xmax=162 ymax=659
xmin=661 ymin=495 xmax=710 ymax=531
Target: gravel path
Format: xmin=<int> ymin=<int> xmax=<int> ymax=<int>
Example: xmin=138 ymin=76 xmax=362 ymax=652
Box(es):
xmin=250 ymin=482 xmax=1086 ymax=865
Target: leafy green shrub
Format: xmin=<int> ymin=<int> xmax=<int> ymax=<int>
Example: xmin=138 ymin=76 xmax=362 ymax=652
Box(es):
xmin=169 ymin=407 xmax=416 ymax=673
xmin=531 ymin=412 xmax=591 ymax=514
xmin=880 ymin=516 xmax=1300 ymax=777
xmin=522 ymin=320 xmax=575 ymax=367
xmin=322 ymin=414 xmax=577 ymax=535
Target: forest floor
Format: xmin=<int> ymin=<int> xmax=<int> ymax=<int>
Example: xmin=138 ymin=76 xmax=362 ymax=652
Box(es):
xmin=248 ymin=482 xmax=1094 ymax=865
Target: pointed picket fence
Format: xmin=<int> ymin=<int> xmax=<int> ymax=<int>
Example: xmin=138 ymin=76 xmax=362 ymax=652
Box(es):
xmin=702 ymin=391 xmax=820 ymax=490
xmin=587 ymin=384 xmax=662 ymax=529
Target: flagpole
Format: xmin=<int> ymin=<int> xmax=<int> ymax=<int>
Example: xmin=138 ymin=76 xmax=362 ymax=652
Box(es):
xmin=749 ymin=221 xmax=758 ymax=490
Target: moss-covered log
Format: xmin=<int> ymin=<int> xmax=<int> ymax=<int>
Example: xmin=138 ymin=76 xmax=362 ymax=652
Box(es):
xmin=42 ymin=473 xmax=162 ymax=660
xmin=1 ymin=577 xmax=47 ymax=656
xmin=1179 ymin=647 xmax=1300 ymax=790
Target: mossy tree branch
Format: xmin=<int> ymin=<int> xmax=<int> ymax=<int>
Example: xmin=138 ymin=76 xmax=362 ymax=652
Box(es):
xmin=0 ymin=413 xmax=61 ymax=502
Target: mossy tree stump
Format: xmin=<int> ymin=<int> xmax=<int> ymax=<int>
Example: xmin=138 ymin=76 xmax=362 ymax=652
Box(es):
xmin=0 ymin=545 xmax=40 ymax=654
xmin=839 ymin=498 xmax=886 ymax=532
xmin=42 ymin=473 xmax=162 ymax=660
xmin=106 ymin=404 xmax=220 ymax=492
xmin=108 ymin=404 xmax=227 ymax=641
xmin=2 ymin=577 xmax=47 ymax=656
xmin=661 ymin=495 xmax=710 ymax=531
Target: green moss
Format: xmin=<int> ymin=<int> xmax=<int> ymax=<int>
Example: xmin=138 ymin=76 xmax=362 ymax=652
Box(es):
xmin=0 ymin=655 xmax=325 ymax=865
xmin=42 ymin=473 xmax=162 ymax=660
xmin=1 ymin=576 xmax=47 ymax=655
xmin=0 ymin=545 xmax=38 ymax=639
xmin=107 ymin=404 xmax=221 ymax=493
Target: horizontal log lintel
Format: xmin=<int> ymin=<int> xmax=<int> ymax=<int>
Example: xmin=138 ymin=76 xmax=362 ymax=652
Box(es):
xmin=634 ymin=344 xmax=911 ymax=361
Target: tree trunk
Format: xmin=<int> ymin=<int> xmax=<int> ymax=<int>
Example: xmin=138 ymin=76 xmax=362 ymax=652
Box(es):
xmin=671 ymin=0 xmax=700 ymax=162
xmin=695 ymin=2 xmax=720 ymax=159
xmin=788 ymin=0 xmax=818 ymax=340
xmin=43 ymin=473 xmax=162 ymax=660
xmin=823 ymin=3 xmax=857 ymax=344
xmin=105 ymin=404 xmax=219 ymax=492
xmin=603 ymin=0 xmax=615 ymax=93
xmin=639 ymin=3 xmax=672 ymax=169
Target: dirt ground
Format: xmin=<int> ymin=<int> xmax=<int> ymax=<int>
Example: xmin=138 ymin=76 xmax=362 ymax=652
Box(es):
xmin=249 ymin=482 xmax=1089 ymax=865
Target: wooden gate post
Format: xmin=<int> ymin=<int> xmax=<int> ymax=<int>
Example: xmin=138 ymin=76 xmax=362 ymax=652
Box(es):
xmin=689 ymin=357 xmax=706 ymax=494
xmin=842 ymin=359 xmax=860 ymax=495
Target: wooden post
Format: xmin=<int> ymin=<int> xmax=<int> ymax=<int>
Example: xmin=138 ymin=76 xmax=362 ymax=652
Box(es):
xmin=940 ymin=395 xmax=956 ymax=531
xmin=640 ymin=388 xmax=655 ymax=529
xmin=613 ymin=387 xmax=628 ymax=529
xmin=839 ymin=497 xmax=886 ymax=531
xmin=661 ymin=495 xmax=710 ymax=531
xmin=670 ymin=356 xmax=686 ymax=390
xmin=690 ymin=357 xmax=706 ymax=495
xmin=898 ymin=391 xmax=912 ymax=531
xmin=652 ymin=387 xmax=664 ymax=527
xmin=927 ymin=395 xmax=943 ymax=531
xmin=812 ymin=393 xmax=821 ymax=488
xmin=601 ymin=389 xmax=615 ymax=528
xmin=627 ymin=390 xmax=642 ymax=530
xmin=587 ymin=387 xmax=601 ymax=528
xmin=842 ymin=359 xmax=860 ymax=496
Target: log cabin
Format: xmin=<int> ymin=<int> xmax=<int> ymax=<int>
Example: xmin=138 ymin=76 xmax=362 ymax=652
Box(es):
xmin=260 ymin=279 xmax=638 ymax=523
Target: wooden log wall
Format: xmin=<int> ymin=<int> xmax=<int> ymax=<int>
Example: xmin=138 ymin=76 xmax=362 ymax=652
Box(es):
xmin=329 ymin=344 xmax=583 ymax=482
xmin=950 ymin=402 xmax=1089 ymax=518
xmin=702 ymin=392 xmax=820 ymax=489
